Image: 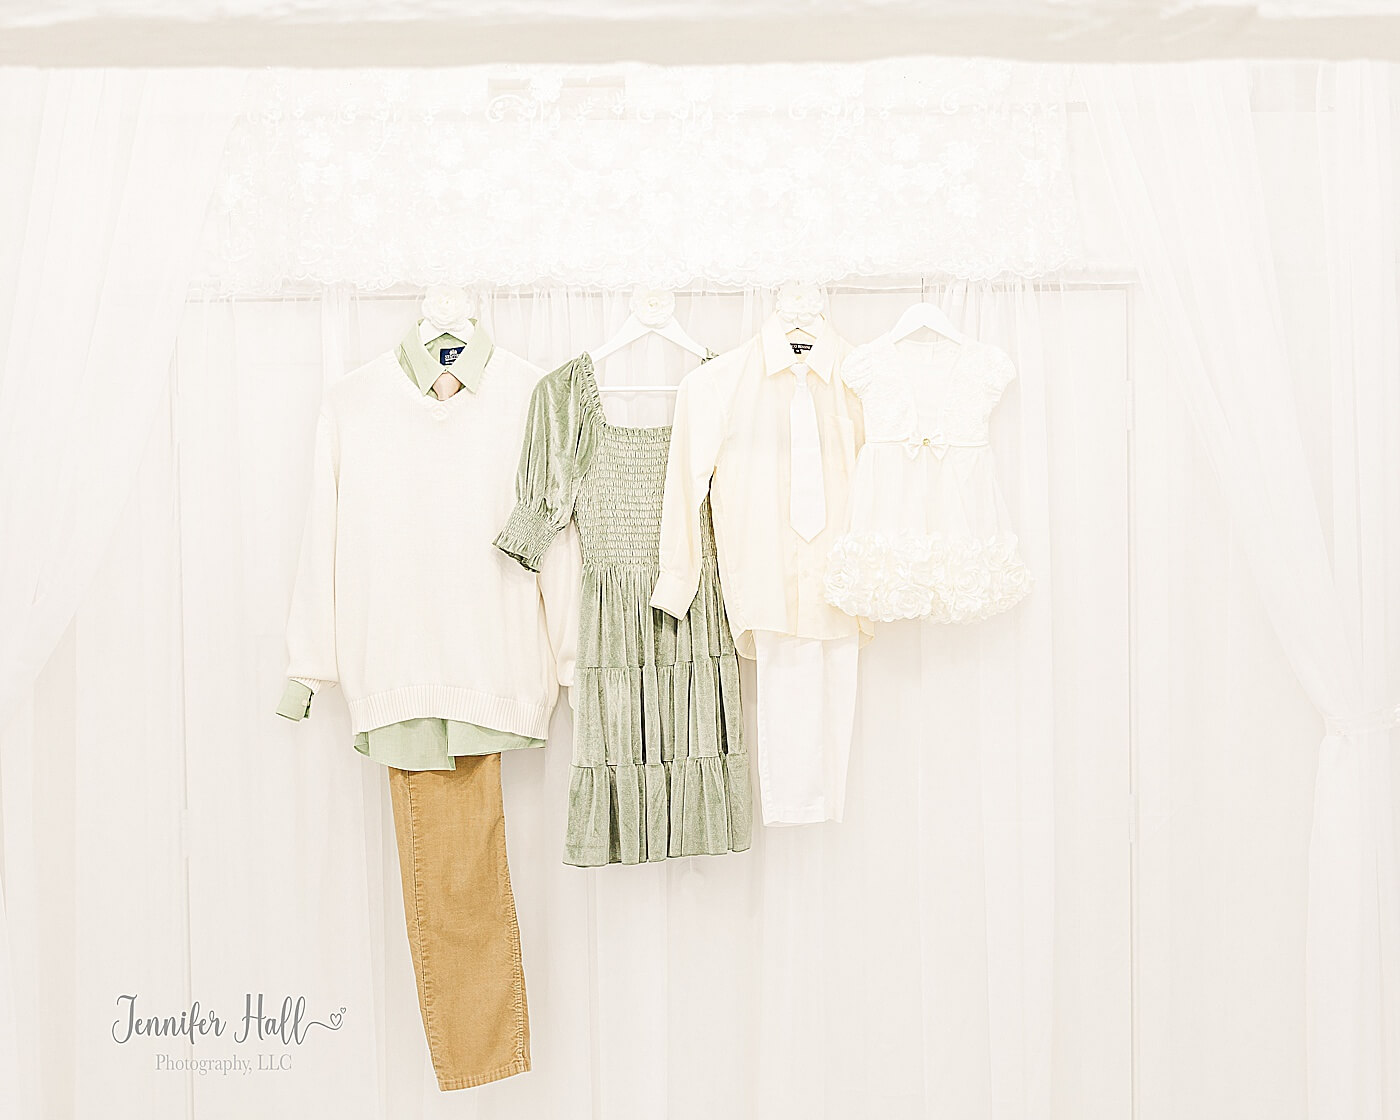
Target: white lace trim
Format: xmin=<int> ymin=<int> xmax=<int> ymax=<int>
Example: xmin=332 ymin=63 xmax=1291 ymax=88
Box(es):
xmin=193 ymin=61 xmax=1081 ymax=293
xmin=824 ymin=531 xmax=1033 ymax=624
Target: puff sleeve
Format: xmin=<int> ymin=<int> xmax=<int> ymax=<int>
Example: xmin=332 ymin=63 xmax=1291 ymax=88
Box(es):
xmin=494 ymin=356 xmax=597 ymax=572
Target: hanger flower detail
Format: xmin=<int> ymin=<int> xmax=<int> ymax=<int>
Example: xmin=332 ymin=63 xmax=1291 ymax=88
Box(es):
xmin=629 ymin=288 xmax=676 ymax=328
xmin=775 ymin=281 xmax=825 ymax=329
xmin=421 ymin=285 xmax=475 ymax=332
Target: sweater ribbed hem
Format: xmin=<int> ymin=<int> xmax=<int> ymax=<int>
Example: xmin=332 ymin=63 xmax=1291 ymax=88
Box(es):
xmin=347 ymin=686 xmax=554 ymax=739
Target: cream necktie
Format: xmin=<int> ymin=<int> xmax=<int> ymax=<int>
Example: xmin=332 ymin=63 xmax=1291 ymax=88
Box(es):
xmin=788 ymin=361 xmax=826 ymax=541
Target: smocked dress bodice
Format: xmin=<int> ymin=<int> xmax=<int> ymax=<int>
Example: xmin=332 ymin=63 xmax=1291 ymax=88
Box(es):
xmin=571 ymin=416 xmax=718 ymax=573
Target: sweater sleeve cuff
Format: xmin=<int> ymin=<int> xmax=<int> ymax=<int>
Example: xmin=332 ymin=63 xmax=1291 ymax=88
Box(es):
xmin=494 ymin=504 xmax=560 ymax=573
xmin=650 ymin=570 xmax=696 ymax=619
xmin=276 ymin=679 xmax=314 ymax=721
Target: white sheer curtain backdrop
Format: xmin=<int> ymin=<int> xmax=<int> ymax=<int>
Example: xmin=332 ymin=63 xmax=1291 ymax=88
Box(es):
xmin=1314 ymin=62 xmax=1400 ymax=1120
xmin=0 ymin=67 xmax=244 ymax=1120
xmin=1 ymin=282 xmax=1132 ymax=1119
xmin=0 ymin=69 xmax=245 ymax=718
xmin=4 ymin=54 xmax=1382 ymax=1120
xmin=1083 ymin=60 xmax=1400 ymax=1120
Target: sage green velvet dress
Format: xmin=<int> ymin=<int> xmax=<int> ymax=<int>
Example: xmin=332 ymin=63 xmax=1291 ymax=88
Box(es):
xmin=494 ymin=353 xmax=751 ymax=867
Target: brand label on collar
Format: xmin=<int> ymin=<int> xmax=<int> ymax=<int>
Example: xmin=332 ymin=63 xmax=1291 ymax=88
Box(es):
xmin=789 ymin=341 xmax=814 ymax=355
xmin=439 ymin=345 xmax=465 ymax=366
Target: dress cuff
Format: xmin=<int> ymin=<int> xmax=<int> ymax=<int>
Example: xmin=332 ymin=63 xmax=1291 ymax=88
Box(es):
xmin=276 ymin=679 xmax=314 ymax=721
xmin=650 ymin=570 xmax=696 ymax=619
xmin=494 ymin=504 xmax=560 ymax=573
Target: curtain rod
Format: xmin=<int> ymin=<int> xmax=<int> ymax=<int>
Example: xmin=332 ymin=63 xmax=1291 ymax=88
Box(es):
xmin=191 ymin=277 xmax=1138 ymax=303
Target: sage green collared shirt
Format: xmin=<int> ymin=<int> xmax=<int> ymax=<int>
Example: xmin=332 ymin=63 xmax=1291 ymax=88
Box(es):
xmin=397 ymin=316 xmax=494 ymax=395
xmin=276 ymin=319 xmax=545 ymax=770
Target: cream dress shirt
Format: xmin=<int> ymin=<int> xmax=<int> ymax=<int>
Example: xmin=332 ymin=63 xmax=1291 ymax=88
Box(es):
xmin=650 ymin=312 xmax=871 ymax=657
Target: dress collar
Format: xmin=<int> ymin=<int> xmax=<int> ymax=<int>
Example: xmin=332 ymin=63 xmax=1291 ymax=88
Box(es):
xmin=396 ymin=318 xmax=494 ymax=396
xmin=760 ymin=311 xmax=836 ymax=382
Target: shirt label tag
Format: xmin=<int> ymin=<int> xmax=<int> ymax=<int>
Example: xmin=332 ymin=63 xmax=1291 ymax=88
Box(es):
xmin=439 ymin=345 xmax=465 ymax=366
xmin=789 ymin=341 xmax=814 ymax=355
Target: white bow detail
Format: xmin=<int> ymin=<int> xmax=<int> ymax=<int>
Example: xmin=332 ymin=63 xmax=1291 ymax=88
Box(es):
xmin=903 ymin=430 xmax=950 ymax=460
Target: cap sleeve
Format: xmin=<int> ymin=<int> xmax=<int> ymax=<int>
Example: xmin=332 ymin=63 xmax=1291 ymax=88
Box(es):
xmin=494 ymin=355 xmax=597 ymax=572
xmin=985 ymin=346 xmax=1017 ymax=398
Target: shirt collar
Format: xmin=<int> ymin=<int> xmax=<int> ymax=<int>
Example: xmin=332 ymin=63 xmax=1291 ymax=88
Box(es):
xmin=760 ymin=311 xmax=836 ymax=382
xmin=396 ymin=318 xmax=494 ymax=396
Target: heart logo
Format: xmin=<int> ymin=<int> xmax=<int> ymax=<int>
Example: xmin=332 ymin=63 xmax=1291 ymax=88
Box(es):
xmin=328 ymin=1010 xmax=344 ymax=1030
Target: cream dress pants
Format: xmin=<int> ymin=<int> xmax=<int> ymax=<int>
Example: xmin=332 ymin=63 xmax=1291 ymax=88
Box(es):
xmin=753 ymin=631 xmax=859 ymax=825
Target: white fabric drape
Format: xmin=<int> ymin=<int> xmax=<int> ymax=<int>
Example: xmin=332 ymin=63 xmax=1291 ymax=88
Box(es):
xmin=0 ymin=69 xmax=245 ymax=718
xmin=0 ymin=283 xmax=1135 ymax=1119
xmin=1311 ymin=62 xmax=1400 ymax=1120
xmin=1083 ymin=60 xmax=1400 ymax=1120
xmin=0 ymin=715 xmax=23 ymax=1120
xmin=0 ymin=68 xmax=244 ymax=1118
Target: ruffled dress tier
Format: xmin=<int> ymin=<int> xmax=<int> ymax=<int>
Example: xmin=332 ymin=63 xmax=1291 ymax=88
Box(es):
xmin=495 ymin=353 xmax=751 ymax=867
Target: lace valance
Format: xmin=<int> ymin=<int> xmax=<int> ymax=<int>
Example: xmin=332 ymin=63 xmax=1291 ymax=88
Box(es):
xmin=194 ymin=60 xmax=1082 ymax=293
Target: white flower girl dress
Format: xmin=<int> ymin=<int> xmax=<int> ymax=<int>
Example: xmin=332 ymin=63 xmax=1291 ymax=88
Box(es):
xmin=824 ymin=333 xmax=1032 ymax=624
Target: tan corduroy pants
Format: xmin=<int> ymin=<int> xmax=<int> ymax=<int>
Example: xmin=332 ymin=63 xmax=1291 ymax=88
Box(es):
xmin=388 ymin=754 xmax=530 ymax=1090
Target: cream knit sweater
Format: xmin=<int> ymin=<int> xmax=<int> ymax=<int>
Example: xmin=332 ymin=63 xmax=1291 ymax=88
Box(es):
xmin=282 ymin=340 xmax=578 ymax=737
